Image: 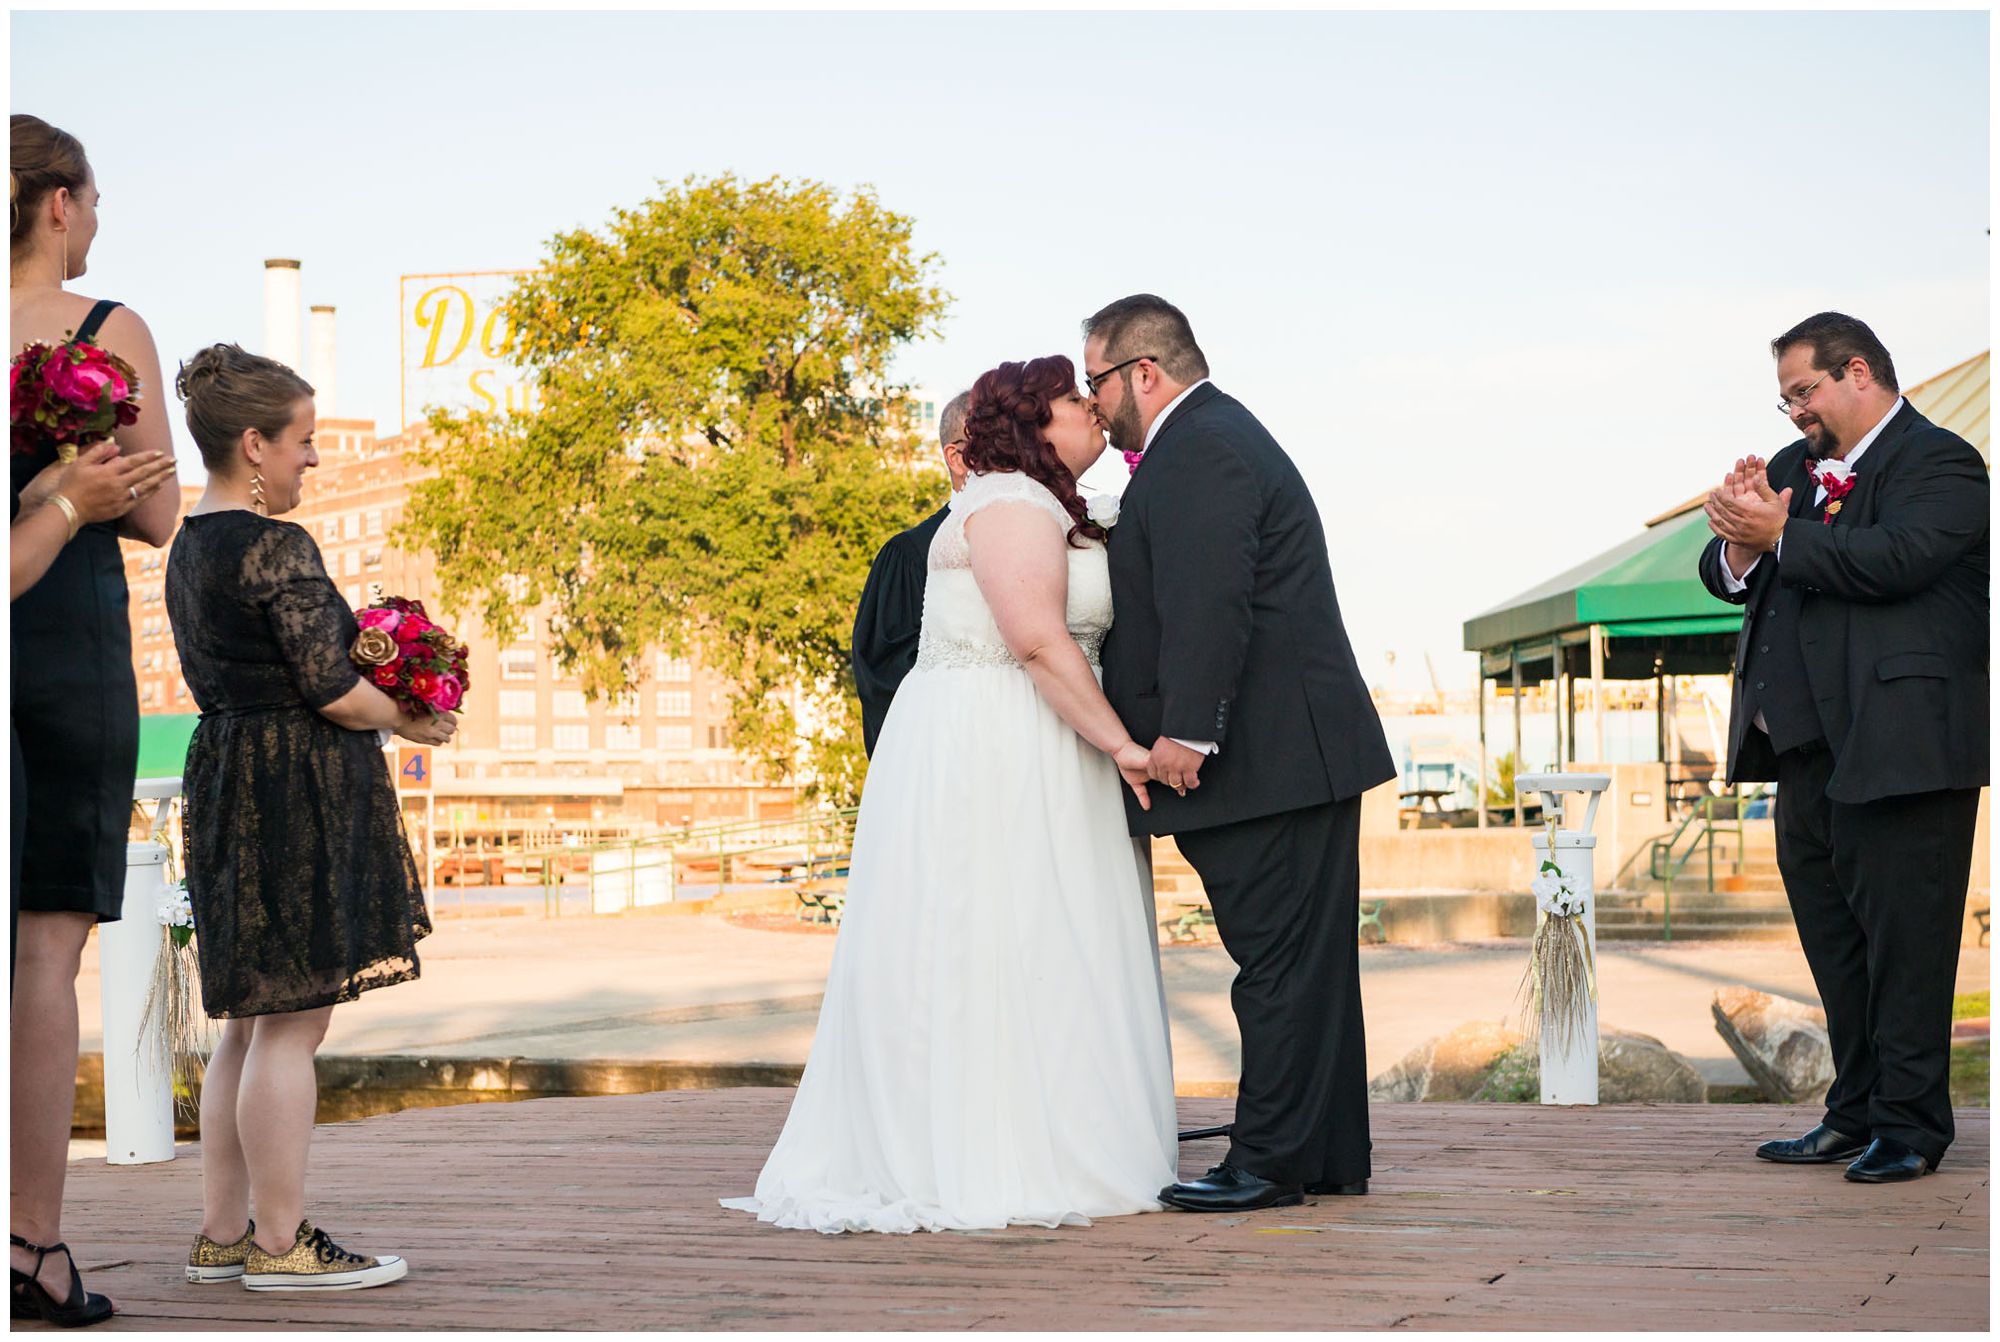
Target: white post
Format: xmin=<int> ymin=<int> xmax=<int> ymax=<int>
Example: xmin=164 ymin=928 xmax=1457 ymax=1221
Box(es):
xmin=102 ymin=841 xmax=175 ymax=1164
xmin=1516 ymin=771 xmax=1611 ymax=1106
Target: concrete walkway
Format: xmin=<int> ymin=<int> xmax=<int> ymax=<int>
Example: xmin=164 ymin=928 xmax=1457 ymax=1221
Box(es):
xmin=76 ymin=908 xmax=1990 ymax=1090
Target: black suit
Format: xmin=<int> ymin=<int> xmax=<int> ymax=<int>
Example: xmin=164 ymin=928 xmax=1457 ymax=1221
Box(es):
xmin=1103 ymin=382 xmax=1395 ymax=1187
xmin=850 ymin=505 xmax=950 ymax=757
xmin=1698 ymin=401 xmax=1988 ymax=1164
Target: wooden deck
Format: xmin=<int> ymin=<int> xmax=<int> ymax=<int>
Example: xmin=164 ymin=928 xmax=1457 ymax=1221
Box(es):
xmin=36 ymin=1093 xmax=1988 ymax=1331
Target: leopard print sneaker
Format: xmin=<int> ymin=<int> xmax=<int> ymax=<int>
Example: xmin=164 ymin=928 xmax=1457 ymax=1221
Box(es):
xmin=186 ymin=1220 xmax=255 ymax=1283
xmin=241 ymin=1221 xmax=407 ymax=1292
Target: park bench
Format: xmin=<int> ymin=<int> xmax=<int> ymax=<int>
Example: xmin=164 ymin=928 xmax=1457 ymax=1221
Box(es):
xmin=796 ymin=877 xmax=846 ymax=926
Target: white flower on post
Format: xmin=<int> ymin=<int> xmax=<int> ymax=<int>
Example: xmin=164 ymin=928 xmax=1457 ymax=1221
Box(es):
xmin=1085 ymin=492 xmax=1120 ymax=528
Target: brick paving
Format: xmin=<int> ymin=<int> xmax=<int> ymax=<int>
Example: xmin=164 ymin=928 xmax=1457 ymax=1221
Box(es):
xmin=35 ymin=1093 xmax=1987 ymax=1331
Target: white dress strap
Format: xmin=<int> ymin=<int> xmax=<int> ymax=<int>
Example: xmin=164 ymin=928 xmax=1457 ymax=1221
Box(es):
xmin=950 ymin=471 xmax=1074 ymax=532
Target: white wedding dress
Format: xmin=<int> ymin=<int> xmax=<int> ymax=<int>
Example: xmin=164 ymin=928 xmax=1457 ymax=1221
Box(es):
xmin=720 ymin=471 xmax=1178 ymax=1234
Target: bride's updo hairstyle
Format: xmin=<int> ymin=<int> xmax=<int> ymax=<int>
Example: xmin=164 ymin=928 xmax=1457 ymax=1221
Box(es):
xmin=176 ymin=343 xmax=315 ymax=473
xmin=10 ymin=114 xmax=90 ymax=254
xmin=959 ymin=354 xmax=1105 ymax=548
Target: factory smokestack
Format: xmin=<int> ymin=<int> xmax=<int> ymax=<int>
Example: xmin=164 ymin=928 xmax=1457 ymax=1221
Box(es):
xmin=308 ymin=304 xmax=337 ymax=418
xmin=262 ymin=258 xmax=303 ymax=373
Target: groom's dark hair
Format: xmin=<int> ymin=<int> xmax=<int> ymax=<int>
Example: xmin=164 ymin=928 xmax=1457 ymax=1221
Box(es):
xmin=1082 ymin=294 xmax=1209 ymax=384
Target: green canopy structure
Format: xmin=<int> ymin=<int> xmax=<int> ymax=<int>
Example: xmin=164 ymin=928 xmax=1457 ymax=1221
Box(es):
xmin=1461 ymin=348 xmax=1990 ymax=820
xmin=1463 ymin=507 xmax=1742 ymax=687
xmin=135 ymin=712 xmax=199 ymax=781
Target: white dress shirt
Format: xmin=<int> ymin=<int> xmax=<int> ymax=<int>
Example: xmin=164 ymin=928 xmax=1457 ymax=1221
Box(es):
xmin=1722 ymin=396 xmax=1903 ymax=732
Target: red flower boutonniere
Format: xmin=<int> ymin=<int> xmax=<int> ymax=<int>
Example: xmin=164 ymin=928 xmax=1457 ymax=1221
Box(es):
xmin=1122 ymin=448 xmax=1146 ymax=476
xmin=1813 ymin=458 xmax=1857 ymax=525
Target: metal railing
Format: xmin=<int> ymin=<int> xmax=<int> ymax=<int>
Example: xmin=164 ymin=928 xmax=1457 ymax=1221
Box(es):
xmin=516 ymin=808 xmax=861 ymax=917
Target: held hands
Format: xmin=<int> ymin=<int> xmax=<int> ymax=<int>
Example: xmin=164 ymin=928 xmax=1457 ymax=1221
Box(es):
xmin=1113 ymin=741 xmax=1153 ymax=811
xmin=1147 ymin=737 xmax=1207 ymax=796
xmin=396 ymin=711 xmax=459 ymax=747
xmin=21 ymin=441 xmax=176 ymax=526
xmin=1704 ymin=454 xmax=1791 ymax=573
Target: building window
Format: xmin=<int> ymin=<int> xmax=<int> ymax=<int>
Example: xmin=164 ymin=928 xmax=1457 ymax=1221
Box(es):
xmin=656 ymin=653 xmax=692 ymax=682
xmin=344 ymin=584 xmax=363 ymax=607
xmin=657 ymin=724 xmax=693 ymax=751
xmin=175 ymin=682 xmax=189 ymax=702
xmin=500 ymin=649 xmax=536 ymax=680
xmin=365 ymin=510 xmax=384 ymax=537
xmin=500 ymin=723 xmax=537 ymax=752
xmin=321 ymin=518 xmax=340 ymax=543
xmin=139 ymin=683 xmax=159 ymax=707
xmin=608 ymin=691 xmax=638 ymax=717
xmin=706 ymin=724 xmax=733 ymax=749
xmin=363 ymin=548 xmax=383 ymax=569
xmin=656 ymin=690 xmax=692 ymax=718
xmin=343 ymin=513 xmax=361 ymax=541
xmin=552 ymin=689 xmax=588 ymax=718
xmin=605 ymin=723 xmax=640 ymax=751
xmin=498 ymin=690 xmax=536 ymax=719
xmin=553 ymin=723 xmax=590 ymax=752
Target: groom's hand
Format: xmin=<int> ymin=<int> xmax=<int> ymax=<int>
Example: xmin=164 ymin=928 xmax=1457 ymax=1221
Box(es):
xmin=1147 ymin=737 xmax=1206 ymax=795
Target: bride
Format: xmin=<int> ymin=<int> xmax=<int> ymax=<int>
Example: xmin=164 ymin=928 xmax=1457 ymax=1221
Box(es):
xmin=721 ymin=355 xmax=1178 ymax=1233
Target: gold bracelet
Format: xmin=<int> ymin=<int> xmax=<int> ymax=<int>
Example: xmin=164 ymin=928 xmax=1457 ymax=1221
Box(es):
xmin=48 ymin=493 xmax=81 ymax=542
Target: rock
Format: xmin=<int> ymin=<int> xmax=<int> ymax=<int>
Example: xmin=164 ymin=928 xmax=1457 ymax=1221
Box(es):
xmin=1596 ymin=1027 xmax=1708 ymax=1103
xmin=1371 ymin=1020 xmax=1706 ymax=1103
xmin=1368 ymin=1021 xmax=1524 ymax=1102
xmin=1712 ymin=986 xmax=1834 ymax=1104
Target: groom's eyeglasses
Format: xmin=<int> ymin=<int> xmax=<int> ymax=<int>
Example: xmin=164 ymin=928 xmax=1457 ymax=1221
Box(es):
xmin=1084 ymin=355 xmax=1158 ymax=397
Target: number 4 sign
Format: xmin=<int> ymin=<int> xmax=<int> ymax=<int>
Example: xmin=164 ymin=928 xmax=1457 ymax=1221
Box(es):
xmin=397 ymin=746 xmax=433 ymax=791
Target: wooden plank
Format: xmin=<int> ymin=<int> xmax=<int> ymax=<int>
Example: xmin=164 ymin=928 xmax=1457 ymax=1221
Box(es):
xmin=26 ymin=1095 xmax=1985 ymax=1331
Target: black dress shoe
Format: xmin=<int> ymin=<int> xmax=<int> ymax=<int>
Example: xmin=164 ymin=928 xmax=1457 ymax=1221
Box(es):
xmin=1844 ymin=1137 xmax=1937 ymax=1183
xmin=1755 ymin=1123 xmax=1870 ymax=1164
xmin=1159 ymin=1163 xmax=1302 ymax=1212
xmin=1304 ymin=1179 xmax=1368 ymax=1196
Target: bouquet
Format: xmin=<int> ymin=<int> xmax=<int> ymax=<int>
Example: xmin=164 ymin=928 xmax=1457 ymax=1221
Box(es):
xmin=10 ymin=334 xmax=144 ymax=462
xmin=349 ymin=595 xmax=470 ymax=716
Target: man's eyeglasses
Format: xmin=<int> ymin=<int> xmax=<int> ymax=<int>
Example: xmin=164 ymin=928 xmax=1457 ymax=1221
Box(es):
xmin=1084 ymin=355 xmax=1158 ymax=397
xmin=1777 ymin=368 xmax=1837 ymax=416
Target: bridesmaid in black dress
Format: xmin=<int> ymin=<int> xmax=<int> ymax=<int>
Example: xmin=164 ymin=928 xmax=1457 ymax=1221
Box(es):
xmin=9 ymin=114 xmax=179 ymax=1328
xmin=167 ymin=343 xmax=455 ymax=1293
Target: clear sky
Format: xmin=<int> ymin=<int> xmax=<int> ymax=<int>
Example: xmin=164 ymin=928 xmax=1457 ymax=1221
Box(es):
xmin=12 ymin=10 xmax=1989 ymax=689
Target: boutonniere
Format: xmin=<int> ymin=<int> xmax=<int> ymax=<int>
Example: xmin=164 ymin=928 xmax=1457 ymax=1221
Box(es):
xmin=1813 ymin=457 xmax=1858 ymax=525
xmin=1121 ymin=447 xmax=1146 ymax=476
xmin=1085 ymin=491 xmax=1120 ymax=528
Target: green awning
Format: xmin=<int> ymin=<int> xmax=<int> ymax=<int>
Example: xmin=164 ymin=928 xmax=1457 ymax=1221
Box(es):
xmin=135 ymin=713 xmax=199 ymax=781
xmin=1463 ymin=509 xmax=1742 ymax=652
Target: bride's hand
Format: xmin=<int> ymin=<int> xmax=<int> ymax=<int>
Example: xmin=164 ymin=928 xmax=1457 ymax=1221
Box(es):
xmin=1114 ymin=741 xmax=1153 ymax=811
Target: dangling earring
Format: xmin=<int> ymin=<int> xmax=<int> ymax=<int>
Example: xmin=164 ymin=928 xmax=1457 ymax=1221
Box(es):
xmin=250 ymin=470 xmax=267 ymax=516
xmin=58 ymin=229 xmax=68 ymax=288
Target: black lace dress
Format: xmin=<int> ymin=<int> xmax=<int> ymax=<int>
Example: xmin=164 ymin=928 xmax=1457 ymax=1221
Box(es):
xmin=164 ymin=510 xmax=429 ymax=1018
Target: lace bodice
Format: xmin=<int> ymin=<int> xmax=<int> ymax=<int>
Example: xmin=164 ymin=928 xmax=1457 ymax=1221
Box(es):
xmin=914 ymin=472 xmax=1111 ymax=672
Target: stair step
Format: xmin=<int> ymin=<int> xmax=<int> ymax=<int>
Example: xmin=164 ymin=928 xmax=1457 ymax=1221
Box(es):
xmin=1598 ymin=922 xmax=1799 ymax=942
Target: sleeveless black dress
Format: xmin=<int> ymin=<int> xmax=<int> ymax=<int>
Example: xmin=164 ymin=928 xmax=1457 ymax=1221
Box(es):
xmin=10 ymin=298 xmax=139 ymax=926
xmin=164 ymin=511 xmax=430 ymax=1017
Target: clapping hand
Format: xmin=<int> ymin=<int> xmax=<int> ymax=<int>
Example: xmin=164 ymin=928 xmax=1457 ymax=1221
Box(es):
xmin=21 ymin=441 xmax=175 ymax=525
xmin=396 ymin=711 xmax=459 ymax=747
xmin=1705 ymin=454 xmax=1791 ymax=575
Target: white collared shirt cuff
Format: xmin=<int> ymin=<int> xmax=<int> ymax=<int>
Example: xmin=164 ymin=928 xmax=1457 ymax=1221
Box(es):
xmin=1171 ymin=738 xmax=1219 ymax=755
xmin=1720 ymin=551 xmax=1759 ymax=592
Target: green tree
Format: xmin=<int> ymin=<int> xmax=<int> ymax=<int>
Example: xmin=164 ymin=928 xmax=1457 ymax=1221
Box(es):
xmin=398 ymin=174 xmax=950 ymax=805
xmin=1485 ymin=750 xmax=1519 ymax=808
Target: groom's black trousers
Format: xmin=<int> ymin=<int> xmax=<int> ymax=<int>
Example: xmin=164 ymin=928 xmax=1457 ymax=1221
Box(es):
xmin=1173 ymin=795 xmax=1369 ymax=1187
xmin=1775 ymin=744 xmax=1979 ymax=1165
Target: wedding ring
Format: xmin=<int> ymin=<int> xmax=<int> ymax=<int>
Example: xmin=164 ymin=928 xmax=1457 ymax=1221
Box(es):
xmin=1175 ymin=786 xmax=1187 ymax=797
xmin=128 ymin=485 xmax=139 ymax=501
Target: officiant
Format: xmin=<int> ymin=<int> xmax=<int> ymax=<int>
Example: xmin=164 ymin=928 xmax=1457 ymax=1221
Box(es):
xmin=851 ymin=391 xmax=968 ymax=755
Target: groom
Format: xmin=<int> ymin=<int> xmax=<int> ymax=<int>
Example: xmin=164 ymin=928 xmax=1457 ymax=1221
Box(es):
xmin=1086 ymin=295 xmax=1395 ymax=1211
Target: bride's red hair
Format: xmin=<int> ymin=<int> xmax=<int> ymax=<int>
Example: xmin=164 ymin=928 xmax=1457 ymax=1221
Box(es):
xmin=959 ymin=355 xmax=1105 ymax=548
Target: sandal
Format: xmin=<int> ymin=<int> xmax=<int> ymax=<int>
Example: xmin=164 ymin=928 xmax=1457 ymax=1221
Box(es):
xmin=9 ymin=1234 xmax=114 ymax=1328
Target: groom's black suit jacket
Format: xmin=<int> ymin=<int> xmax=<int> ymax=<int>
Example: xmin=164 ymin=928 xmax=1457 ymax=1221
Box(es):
xmin=1101 ymin=383 xmax=1395 ymax=836
xmin=1696 ymin=401 xmax=1988 ymax=805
